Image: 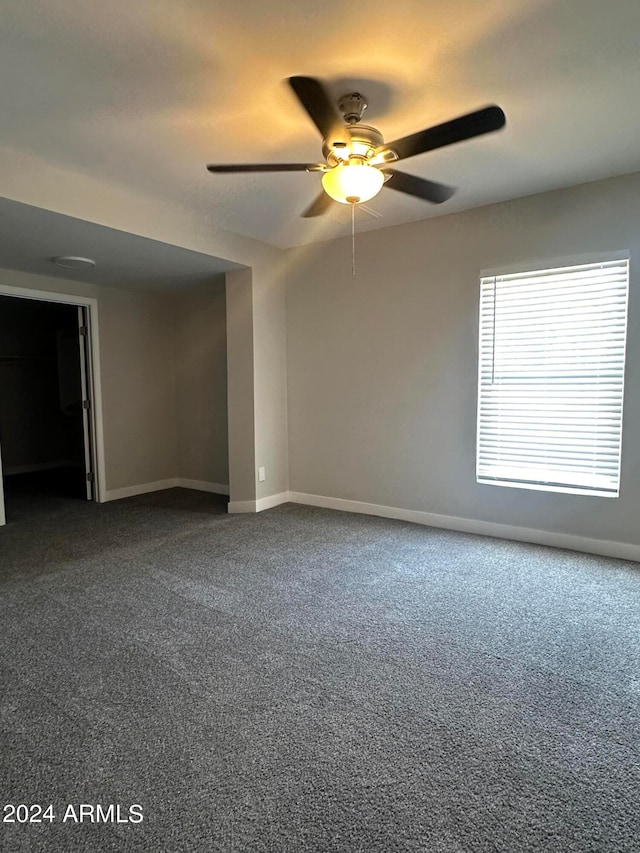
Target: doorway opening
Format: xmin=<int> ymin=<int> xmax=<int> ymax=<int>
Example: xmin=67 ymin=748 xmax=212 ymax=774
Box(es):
xmin=0 ymin=293 xmax=99 ymax=524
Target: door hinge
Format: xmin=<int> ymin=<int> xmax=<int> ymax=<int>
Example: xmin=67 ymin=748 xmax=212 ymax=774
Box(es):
xmin=79 ymin=326 xmax=87 ymax=336
xmin=86 ymin=472 xmax=94 ymax=483
xmin=83 ymin=399 xmax=91 ymax=410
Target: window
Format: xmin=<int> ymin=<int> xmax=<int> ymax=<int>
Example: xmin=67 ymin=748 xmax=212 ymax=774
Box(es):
xmin=476 ymin=257 xmax=629 ymax=497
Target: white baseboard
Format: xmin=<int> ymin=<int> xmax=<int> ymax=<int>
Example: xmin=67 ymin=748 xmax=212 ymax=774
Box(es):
xmin=103 ymin=478 xmax=179 ymax=502
xmin=176 ymin=478 xmax=229 ymax=496
xmin=287 ymin=491 xmax=640 ymax=563
xmin=227 ymin=491 xmax=290 ymax=514
xmin=104 ymin=478 xmax=230 ymax=502
xmin=257 ymin=491 xmax=290 ymax=512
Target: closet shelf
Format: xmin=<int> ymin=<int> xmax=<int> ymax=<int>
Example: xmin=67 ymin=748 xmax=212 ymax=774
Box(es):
xmin=0 ymin=354 xmax=53 ymax=362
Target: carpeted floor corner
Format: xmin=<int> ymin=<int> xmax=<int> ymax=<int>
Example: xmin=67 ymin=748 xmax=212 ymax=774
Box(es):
xmin=1 ymin=485 xmax=639 ymax=852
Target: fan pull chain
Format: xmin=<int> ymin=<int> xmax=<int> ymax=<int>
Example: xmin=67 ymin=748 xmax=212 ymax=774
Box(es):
xmin=351 ymin=203 xmax=356 ymax=276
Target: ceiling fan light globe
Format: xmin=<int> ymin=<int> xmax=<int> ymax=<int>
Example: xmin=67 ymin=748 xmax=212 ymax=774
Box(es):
xmin=321 ymin=163 xmax=384 ymax=204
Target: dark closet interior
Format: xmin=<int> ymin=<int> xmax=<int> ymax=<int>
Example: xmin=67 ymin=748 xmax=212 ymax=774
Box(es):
xmin=0 ymin=295 xmax=88 ymax=518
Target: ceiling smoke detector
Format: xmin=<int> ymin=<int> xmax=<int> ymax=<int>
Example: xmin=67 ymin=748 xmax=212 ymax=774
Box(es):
xmin=53 ymin=256 xmax=96 ymax=270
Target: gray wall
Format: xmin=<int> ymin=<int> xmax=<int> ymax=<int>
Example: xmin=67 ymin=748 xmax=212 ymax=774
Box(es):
xmin=252 ymin=260 xmax=289 ymax=501
xmin=175 ymin=277 xmax=229 ymax=486
xmin=225 ymin=263 xmax=290 ymax=505
xmin=99 ymin=285 xmax=178 ymax=490
xmin=286 ymin=172 xmax=640 ymax=546
xmin=225 ymin=268 xmax=256 ymax=504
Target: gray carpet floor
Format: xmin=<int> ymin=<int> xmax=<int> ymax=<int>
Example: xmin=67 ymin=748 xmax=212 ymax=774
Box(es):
xmin=0 ymin=485 xmax=639 ymax=852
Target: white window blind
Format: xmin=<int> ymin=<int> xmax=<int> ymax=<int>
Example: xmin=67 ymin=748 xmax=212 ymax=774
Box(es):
xmin=476 ymin=258 xmax=629 ymax=497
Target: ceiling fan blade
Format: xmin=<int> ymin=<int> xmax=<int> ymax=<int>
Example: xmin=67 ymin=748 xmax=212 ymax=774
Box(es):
xmin=381 ymin=105 xmax=506 ymax=162
xmin=207 ymin=163 xmax=324 ymax=173
xmin=383 ymin=169 xmax=456 ymax=204
xmin=301 ymin=192 xmax=334 ymax=218
xmin=288 ymin=76 xmax=348 ymax=145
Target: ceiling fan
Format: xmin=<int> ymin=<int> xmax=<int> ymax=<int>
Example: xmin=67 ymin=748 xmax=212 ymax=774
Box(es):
xmin=206 ymin=77 xmax=506 ymax=218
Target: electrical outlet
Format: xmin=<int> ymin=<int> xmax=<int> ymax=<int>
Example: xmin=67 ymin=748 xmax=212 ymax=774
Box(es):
xmin=258 ymin=466 xmax=266 ymax=482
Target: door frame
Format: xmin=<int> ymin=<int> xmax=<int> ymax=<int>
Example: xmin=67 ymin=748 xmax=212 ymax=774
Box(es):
xmin=0 ymin=283 xmax=106 ymax=523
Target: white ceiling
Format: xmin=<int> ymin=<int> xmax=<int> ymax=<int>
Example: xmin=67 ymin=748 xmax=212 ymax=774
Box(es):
xmin=0 ymin=198 xmax=241 ymax=291
xmin=2 ymin=0 xmax=640 ymax=252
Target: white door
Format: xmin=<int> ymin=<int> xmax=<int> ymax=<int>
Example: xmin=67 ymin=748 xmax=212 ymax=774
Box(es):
xmin=55 ymin=306 xmax=95 ymax=500
xmin=0 ymin=436 xmax=5 ymax=526
xmin=77 ymin=306 xmax=95 ymax=500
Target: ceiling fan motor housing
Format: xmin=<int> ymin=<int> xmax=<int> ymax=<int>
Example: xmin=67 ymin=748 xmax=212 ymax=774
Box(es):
xmin=323 ymin=124 xmax=385 ymax=166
